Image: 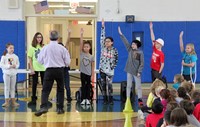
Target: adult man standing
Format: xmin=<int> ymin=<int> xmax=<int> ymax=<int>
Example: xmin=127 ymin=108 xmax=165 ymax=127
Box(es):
xmin=35 ymin=30 xmax=70 ymax=116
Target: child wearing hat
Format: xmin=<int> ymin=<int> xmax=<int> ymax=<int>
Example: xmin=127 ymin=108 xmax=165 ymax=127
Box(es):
xmin=149 ymin=22 xmax=165 ymax=82
xmin=118 ymin=26 xmax=144 ymax=108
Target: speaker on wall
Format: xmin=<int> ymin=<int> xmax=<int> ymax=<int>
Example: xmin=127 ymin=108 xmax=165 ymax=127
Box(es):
xmin=8 ymin=0 xmax=19 ymax=9
xmin=125 ymin=15 xmax=135 ymax=23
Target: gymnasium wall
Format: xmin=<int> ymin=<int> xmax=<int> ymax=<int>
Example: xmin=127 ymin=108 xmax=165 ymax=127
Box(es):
xmin=0 ymin=21 xmax=26 ymax=82
xmin=96 ymin=21 xmax=200 ymax=82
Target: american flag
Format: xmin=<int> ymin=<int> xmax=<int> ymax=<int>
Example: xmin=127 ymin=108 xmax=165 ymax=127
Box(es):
xmin=34 ymin=1 xmax=49 ymax=13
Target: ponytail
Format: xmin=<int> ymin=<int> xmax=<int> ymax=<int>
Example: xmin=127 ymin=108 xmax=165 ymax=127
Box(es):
xmin=3 ymin=50 xmax=7 ymax=56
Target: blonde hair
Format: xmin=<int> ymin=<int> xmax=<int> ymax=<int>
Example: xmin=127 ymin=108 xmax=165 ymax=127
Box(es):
xmin=150 ymin=79 xmax=166 ymax=96
xmin=186 ymin=43 xmax=196 ymax=55
xmin=181 ymin=81 xmax=194 ymax=96
xmin=174 ymin=74 xmax=184 ymax=83
xmin=155 ymin=86 xmax=165 ymax=97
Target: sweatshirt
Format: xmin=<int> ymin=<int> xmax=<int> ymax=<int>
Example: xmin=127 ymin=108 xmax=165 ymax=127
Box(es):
xmin=0 ymin=53 xmax=20 ymax=75
xmin=120 ymin=34 xmax=144 ymax=76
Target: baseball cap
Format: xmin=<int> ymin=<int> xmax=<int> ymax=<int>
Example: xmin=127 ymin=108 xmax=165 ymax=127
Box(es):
xmin=154 ymin=38 xmax=164 ymax=46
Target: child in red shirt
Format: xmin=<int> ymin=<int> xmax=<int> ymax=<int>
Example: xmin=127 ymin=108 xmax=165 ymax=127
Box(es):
xmin=149 ymin=22 xmax=165 ymax=82
xmin=146 ymin=100 xmax=164 ymax=127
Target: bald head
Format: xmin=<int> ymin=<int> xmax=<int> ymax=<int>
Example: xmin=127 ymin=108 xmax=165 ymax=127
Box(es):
xmin=50 ymin=30 xmax=59 ymax=41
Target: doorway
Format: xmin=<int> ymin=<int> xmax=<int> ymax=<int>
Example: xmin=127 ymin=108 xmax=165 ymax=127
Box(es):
xmin=26 ymin=17 xmax=95 ymax=70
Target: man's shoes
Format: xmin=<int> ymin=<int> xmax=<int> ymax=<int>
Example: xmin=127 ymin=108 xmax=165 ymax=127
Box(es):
xmin=57 ymin=108 xmax=65 ymax=114
xmin=28 ymin=101 xmax=36 ymax=106
xmin=35 ymin=108 xmax=48 ymax=116
xmin=47 ymin=101 xmax=53 ymax=108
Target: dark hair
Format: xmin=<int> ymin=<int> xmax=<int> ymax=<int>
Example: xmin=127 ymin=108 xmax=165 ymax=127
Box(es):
xmin=164 ymin=110 xmax=171 ymax=125
xmin=83 ymin=40 xmax=92 ymax=54
xmin=166 ymin=101 xmax=179 ymax=111
xmin=152 ymin=100 xmax=163 ymax=114
xmin=180 ymin=100 xmax=194 ymax=115
xmin=32 ymin=32 xmax=43 ymax=48
xmin=177 ymin=87 xmax=190 ymax=100
xmin=3 ymin=43 xmax=13 ymax=56
xmin=58 ymin=42 xmax=64 ymax=46
xmin=170 ymin=108 xmax=188 ymax=126
xmin=105 ymin=36 xmax=114 ymax=46
xmin=50 ymin=30 xmax=59 ymax=41
xmin=191 ymin=90 xmax=200 ymax=106
xmin=160 ymin=89 xmax=175 ymax=103
xmin=132 ymin=40 xmax=142 ymax=48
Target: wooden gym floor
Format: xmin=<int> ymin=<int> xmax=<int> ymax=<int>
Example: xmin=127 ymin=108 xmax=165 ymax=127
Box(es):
xmin=0 ymin=82 xmax=147 ymax=127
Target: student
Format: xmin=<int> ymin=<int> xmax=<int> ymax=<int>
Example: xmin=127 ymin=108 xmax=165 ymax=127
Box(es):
xmin=160 ymin=89 xmax=175 ymax=112
xmin=100 ymin=19 xmax=118 ymax=105
xmin=146 ymin=79 xmax=166 ymax=108
xmin=27 ymin=32 xmax=46 ymax=105
xmin=181 ymin=81 xmax=194 ymax=96
xmin=169 ymin=88 xmax=183 ymax=104
xmin=79 ymin=28 xmax=95 ymax=105
xmin=146 ymin=100 xmax=164 ymax=127
xmin=179 ymin=31 xmax=197 ymax=82
xmin=0 ymin=43 xmax=20 ymax=107
xmin=177 ymin=87 xmax=191 ymax=102
xmin=172 ymin=74 xmax=184 ymax=90
xmin=118 ymin=26 xmax=144 ymax=107
xmin=170 ymin=108 xmax=189 ymax=126
xmin=58 ymin=36 xmax=72 ymax=103
xmin=149 ymin=22 xmax=165 ymax=82
xmin=180 ymin=100 xmax=200 ymax=127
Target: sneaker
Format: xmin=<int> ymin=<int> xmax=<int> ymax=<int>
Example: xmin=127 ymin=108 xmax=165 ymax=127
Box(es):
xmin=47 ymin=101 xmax=53 ymax=108
xmin=67 ymin=98 xmax=72 ymax=103
xmin=138 ymin=98 xmax=143 ymax=107
xmin=35 ymin=108 xmax=48 ymax=117
xmin=86 ymin=99 xmax=90 ymax=105
xmin=81 ymin=99 xmax=86 ymax=105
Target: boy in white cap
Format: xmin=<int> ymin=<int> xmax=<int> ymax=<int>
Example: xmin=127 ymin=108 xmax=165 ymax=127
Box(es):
xmin=149 ymin=22 xmax=165 ymax=82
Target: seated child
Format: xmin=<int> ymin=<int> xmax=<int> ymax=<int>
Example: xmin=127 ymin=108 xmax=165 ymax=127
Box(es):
xmin=172 ymin=74 xmax=184 ymax=90
xmin=146 ymin=100 xmax=164 ymax=127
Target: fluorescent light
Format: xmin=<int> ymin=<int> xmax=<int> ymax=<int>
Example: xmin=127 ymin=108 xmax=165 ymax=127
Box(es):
xmin=78 ymin=21 xmax=87 ymax=24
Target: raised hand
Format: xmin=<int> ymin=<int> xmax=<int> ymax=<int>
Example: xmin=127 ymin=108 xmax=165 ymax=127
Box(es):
xmin=149 ymin=22 xmax=155 ymax=42
xmin=149 ymin=22 xmax=153 ymax=29
xmin=80 ymin=28 xmax=84 ymax=35
xmin=118 ymin=26 xmax=122 ymax=35
xmin=180 ymin=31 xmax=184 ymax=37
xmin=67 ymin=28 xmax=72 ymax=34
xmin=102 ymin=18 xmax=105 ymax=28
